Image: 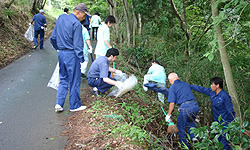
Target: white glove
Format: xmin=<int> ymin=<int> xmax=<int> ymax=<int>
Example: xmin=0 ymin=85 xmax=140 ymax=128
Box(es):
xmin=41 ymin=26 xmax=44 ymax=29
xmin=115 ymin=70 xmax=122 ymax=74
xmin=44 ymin=28 xmax=47 ymax=31
xmin=29 ymin=23 xmax=31 ymax=26
xmin=165 ymin=114 xmax=171 ymax=122
xmin=115 ymin=81 xmax=123 ymax=89
xmin=88 ymin=46 xmax=93 ymax=53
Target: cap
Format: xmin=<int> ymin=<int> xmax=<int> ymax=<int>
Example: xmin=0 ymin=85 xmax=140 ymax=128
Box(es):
xmin=39 ymin=9 xmax=45 ymax=14
xmin=75 ymin=3 xmax=90 ymax=16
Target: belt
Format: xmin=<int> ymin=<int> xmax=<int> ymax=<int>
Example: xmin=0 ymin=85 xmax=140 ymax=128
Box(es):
xmin=179 ymin=100 xmax=196 ymax=106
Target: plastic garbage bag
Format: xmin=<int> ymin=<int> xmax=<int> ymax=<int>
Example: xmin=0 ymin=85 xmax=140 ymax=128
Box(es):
xmin=47 ymin=62 xmax=60 ymax=90
xmin=24 ymin=24 xmax=34 ymax=42
xmin=108 ymin=73 xmax=138 ymax=98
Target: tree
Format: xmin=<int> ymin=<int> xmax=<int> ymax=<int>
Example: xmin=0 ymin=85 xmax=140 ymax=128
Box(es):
xmin=210 ymin=0 xmax=241 ymax=120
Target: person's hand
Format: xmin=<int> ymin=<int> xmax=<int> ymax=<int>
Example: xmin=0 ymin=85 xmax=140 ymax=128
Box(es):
xmin=29 ymin=23 xmax=32 ymax=26
xmin=41 ymin=26 xmax=44 ymax=29
xmin=115 ymin=81 xmax=123 ymax=89
xmin=115 ymin=70 xmax=122 ymax=74
xmin=165 ymin=114 xmax=171 ymax=122
xmin=88 ymin=46 xmax=93 ymax=53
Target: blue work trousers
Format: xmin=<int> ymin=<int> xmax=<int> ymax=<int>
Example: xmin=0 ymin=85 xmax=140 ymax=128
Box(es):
xmin=177 ymin=101 xmax=199 ymax=149
xmin=87 ymin=77 xmax=115 ymax=93
xmin=34 ymin=29 xmax=44 ymax=49
xmin=219 ymin=131 xmax=231 ymax=150
xmin=56 ymin=50 xmax=81 ymax=110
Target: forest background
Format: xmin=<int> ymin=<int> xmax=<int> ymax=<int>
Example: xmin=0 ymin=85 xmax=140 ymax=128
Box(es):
xmin=0 ymin=0 xmax=249 ymax=149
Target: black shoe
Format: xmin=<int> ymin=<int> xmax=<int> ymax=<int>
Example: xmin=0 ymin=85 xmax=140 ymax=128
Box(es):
xmin=91 ymin=89 xmax=102 ymax=97
xmin=81 ymin=73 xmax=87 ymax=78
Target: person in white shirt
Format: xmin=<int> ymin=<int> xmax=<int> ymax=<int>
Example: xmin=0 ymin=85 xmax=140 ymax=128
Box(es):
xmin=91 ymin=11 xmax=101 ymax=40
xmin=94 ymin=15 xmax=116 ymax=59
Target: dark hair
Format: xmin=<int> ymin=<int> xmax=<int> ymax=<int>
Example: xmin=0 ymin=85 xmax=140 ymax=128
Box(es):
xmin=80 ymin=19 xmax=86 ymax=25
xmin=106 ymin=48 xmax=119 ymax=57
xmin=105 ymin=15 xmax=116 ymax=24
xmin=210 ymin=77 xmax=223 ymax=89
xmin=94 ymin=11 xmax=100 ymax=16
xmin=64 ymin=8 xmax=68 ymax=12
xmin=152 ymin=60 xmax=161 ymax=65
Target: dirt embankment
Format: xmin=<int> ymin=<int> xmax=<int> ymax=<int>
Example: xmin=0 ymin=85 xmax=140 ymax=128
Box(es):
xmin=0 ymin=4 xmax=54 ymax=69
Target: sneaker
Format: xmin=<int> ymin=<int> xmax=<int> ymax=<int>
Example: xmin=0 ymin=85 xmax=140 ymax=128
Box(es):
xmin=91 ymin=89 xmax=102 ymax=97
xmin=55 ymin=104 xmax=63 ymax=112
xmin=32 ymin=45 xmax=38 ymax=49
xmin=70 ymin=106 xmax=87 ymax=112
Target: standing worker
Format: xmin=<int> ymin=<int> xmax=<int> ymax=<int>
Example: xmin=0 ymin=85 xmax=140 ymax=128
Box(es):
xmin=87 ymin=48 xmax=123 ymax=96
xmin=50 ymin=3 xmax=91 ymax=112
xmin=190 ymin=77 xmax=235 ymax=150
xmin=94 ymin=15 xmax=116 ymax=59
xmin=83 ymin=14 xmax=91 ymax=36
xmin=30 ymin=9 xmax=47 ymax=49
xmin=143 ymin=60 xmax=166 ymax=103
xmin=80 ymin=19 xmax=93 ymax=77
xmin=91 ymin=11 xmax=101 ymax=40
xmin=166 ymin=73 xmax=199 ymax=149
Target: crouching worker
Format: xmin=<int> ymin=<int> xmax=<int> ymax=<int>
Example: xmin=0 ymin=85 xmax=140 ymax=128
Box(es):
xmin=87 ymin=48 xmax=123 ymax=96
xmin=166 ymin=73 xmax=199 ymax=149
xmin=190 ymin=77 xmax=235 ymax=150
xmin=143 ymin=60 xmax=166 ymax=103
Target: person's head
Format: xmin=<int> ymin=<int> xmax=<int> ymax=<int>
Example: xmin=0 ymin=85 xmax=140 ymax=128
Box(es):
xmin=210 ymin=77 xmax=223 ymax=91
xmin=152 ymin=60 xmax=160 ymax=66
xmin=64 ymin=8 xmax=69 ymax=14
xmin=105 ymin=15 xmax=116 ymax=27
xmin=94 ymin=11 xmax=100 ymax=16
xmin=73 ymin=3 xmax=90 ymax=22
xmin=106 ymin=48 xmax=119 ymax=62
xmin=39 ymin=9 xmax=45 ymax=15
xmin=168 ymin=73 xmax=179 ymax=85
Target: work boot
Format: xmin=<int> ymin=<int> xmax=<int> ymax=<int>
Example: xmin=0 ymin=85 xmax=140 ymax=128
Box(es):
xmin=70 ymin=106 xmax=87 ymax=112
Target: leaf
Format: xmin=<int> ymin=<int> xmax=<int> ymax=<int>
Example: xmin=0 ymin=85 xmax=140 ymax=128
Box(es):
xmin=208 ymin=54 xmax=214 ymax=61
xmin=218 ymin=115 xmax=222 ymax=122
xmin=225 ymin=133 xmax=230 ymax=141
xmin=242 ymin=121 xmax=248 ymax=127
xmin=50 ymin=137 xmax=55 ymax=140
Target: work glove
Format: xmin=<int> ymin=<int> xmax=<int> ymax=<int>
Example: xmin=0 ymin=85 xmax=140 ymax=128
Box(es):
xmin=115 ymin=70 xmax=122 ymax=74
xmin=115 ymin=81 xmax=123 ymax=89
xmin=41 ymin=26 xmax=44 ymax=29
xmin=165 ymin=114 xmax=171 ymax=122
xmin=88 ymin=46 xmax=93 ymax=53
xmin=29 ymin=23 xmax=32 ymax=26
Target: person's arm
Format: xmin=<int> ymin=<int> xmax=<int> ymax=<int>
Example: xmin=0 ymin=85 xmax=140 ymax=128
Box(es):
xmin=224 ymin=94 xmax=236 ymax=122
xmin=190 ymin=85 xmax=211 ymax=96
xmin=73 ymin=24 xmax=84 ymax=60
xmin=104 ymin=40 xmax=112 ymax=49
xmin=86 ymin=39 xmax=91 ymax=48
xmin=103 ymin=77 xmax=117 ymax=85
xmin=30 ymin=20 xmax=34 ymax=24
xmin=168 ymin=103 xmax=175 ymax=115
xmin=50 ymin=24 xmax=58 ymax=50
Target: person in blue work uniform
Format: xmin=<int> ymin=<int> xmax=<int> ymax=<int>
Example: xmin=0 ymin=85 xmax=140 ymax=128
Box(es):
xmin=94 ymin=15 xmax=116 ymax=59
xmin=91 ymin=11 xmax=101 ymax=40
xmin=50 ymin=3 xmax=91 ymax=112
xmin=80 ymin=19 xmax=93 ymax=77
xmin=143 ymin=60 xmax=166 ymax=103
xmin=30 ymin=9 xmax=47 ymax=49
xmin=83 ymin=14 xmax=91 ymax=36
xmin=87 ymin=48 xmax=123 ymax=96
xmin=190 ymin=77 xmax=235 ymax=150
xmin=166 ymin=73 xmax=199 ymax=149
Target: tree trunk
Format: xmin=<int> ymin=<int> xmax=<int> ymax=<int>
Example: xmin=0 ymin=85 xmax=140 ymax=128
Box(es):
xmin=211 ymin=0 xmax=241 ymax=120
xmin=121 ymin=0 xmax=131 ymax=47
xmin=106 ymin=0 xmax=119 ymax=44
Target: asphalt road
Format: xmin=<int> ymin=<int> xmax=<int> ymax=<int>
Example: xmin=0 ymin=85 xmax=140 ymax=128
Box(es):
xmin=0 ymin=39 xmax=87 ymax=150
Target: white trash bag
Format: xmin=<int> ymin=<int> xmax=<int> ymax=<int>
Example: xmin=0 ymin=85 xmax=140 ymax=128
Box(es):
xmin=24 ymin=24 xmax=34 ymax=42
xmin=47 ymin=62 xmax=60 ymax=90
xmin=108 ymin=73 xmax=138 ymax=98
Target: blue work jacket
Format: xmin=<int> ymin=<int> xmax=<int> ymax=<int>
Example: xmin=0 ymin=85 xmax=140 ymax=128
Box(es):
xmin=50 ymin=13 xmax=84 ymax=59
xmin=190 ymin=85 xmax=235 ymax=124
xmin=168 ymin=80 xmax=195 ymax=105
xmin=32 ymin=13 xmax=47 ymax=31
